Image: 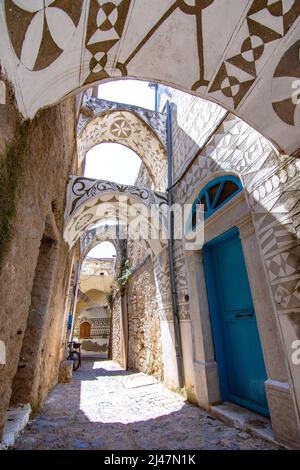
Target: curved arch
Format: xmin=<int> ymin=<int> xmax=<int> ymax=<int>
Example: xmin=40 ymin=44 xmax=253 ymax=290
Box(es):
xmin=184 ymin=171 xmax=245 ymax=235
xmin=64 ymin=176 xmax=168 ymax=256
xmin=1 ymin=2 xmax=299 ymax=153
xmin=78 ymin=96 xmax=167 ymax=147
xmin=80 ymin=225 xmax=121 ymax=261
xmin=78 ymin=107 xmax=167 ymax=190
xmin=192 ymin=175 xmax=243 ymax=222
xmin=184 ymin=170 xmax=243 ymax=207
xmin=86 ymin=240 xmax=117 ymax=259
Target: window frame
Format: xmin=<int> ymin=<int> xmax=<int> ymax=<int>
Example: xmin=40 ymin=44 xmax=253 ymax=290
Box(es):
xmin=192 ymin=175 xmax=243 ymax=226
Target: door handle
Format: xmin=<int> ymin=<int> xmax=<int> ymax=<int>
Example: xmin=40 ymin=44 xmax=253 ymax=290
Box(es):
xmin=234 ymin=312 xmax=253 ymax=319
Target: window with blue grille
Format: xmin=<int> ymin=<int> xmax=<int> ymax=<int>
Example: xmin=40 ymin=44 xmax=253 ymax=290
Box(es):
xmin=192 ymin=175 xmax=243 ymax=227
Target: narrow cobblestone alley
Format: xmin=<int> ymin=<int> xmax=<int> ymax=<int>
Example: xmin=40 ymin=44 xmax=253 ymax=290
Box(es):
xmin=13 ymin=360 xmax=280 ymax=450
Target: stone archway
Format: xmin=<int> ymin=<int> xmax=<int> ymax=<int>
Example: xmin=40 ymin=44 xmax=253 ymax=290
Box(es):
xmin=64 ymin=176 xmax=168 ymax=258
xmin=77 ymin=96 xmax=168 ymax=190
xmin=1 ymin=2 xmax=299 ymax=154
xmin=80 ymin=225 xmax=121 ymax=261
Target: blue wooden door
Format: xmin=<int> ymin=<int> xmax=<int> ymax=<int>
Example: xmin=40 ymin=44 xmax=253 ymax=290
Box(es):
xmin=203 ymin=227 xmax=269 ymax=416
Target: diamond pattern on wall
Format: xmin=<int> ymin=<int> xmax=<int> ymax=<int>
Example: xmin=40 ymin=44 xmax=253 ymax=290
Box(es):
xmin=208 ymin=0 xmax=300 ymax=109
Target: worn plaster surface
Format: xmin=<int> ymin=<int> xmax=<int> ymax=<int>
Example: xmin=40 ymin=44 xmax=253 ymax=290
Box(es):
xmin=13 ymin=360 xmax=280 ymax=450
xmin=0 ymin=91 xmax=76 ymax=436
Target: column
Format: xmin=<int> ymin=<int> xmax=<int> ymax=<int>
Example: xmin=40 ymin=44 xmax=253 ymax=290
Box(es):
xmin=184 ymin=249 xmax=221 ymax=408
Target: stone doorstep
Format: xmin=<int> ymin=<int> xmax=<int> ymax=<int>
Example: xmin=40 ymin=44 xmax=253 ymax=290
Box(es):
xmin=0 ymin=403 xmax=31 ymax=450
xmin=210 ymin=402 xmax=288 ymax=449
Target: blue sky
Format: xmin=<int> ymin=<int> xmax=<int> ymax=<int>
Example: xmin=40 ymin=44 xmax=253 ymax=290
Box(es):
xmin=86 ymin=80 xmax=155 ymax=259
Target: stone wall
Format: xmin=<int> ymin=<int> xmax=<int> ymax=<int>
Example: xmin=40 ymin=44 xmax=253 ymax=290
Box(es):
xmin=127 ymin=257 xmax=163 ymax=381
xmin=110 ymin=292 xmax=121 ymax=365
xmin=0 ymin=81 xmax=76 ymax=435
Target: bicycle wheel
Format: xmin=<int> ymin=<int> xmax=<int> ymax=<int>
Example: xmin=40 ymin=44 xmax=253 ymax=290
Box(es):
xmin=72 ymin=351 xmax=80 ymax=371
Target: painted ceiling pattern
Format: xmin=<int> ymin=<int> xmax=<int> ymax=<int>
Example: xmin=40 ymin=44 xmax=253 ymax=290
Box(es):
xmin=171 ymin=89 xmax=228 ymax=182
xmin=64 ymin=176 xmax=168 ymax=251
xmin=77 ymin=104 xmax=167 ymax=191
xmin=78 ymin=95 xmax=167 ymax=146
xmin=1 ymin=1 xmax=299 ymax=153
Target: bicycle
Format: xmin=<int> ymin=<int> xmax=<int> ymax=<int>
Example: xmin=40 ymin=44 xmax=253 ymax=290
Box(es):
xmin=67 ymin=341 xmax=82 ymax=371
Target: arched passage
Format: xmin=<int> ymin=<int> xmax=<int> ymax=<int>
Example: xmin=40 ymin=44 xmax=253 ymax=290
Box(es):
xmin=78 ymin=99 xmax=167 ymax=190
xmin=73 ymin=252 xmax=115 ymax=359
xmin=0 ymin=1 xmax=299 ymax=448
xmin=64 ymin=176 xmax=168 ymax=258
xmin=1 ymin=2 xmax=299 ymax=153
xmin=80 ymin=225 xmax=121 ymax=261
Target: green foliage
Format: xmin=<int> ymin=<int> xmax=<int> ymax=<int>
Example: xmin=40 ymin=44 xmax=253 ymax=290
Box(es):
xmin=105 ymin=288 xmax=115 ymax=310
xmin=115 ymin=257 xmax=131 ymax=294
xmin=0 ymin=119 xmax=30 ymax=266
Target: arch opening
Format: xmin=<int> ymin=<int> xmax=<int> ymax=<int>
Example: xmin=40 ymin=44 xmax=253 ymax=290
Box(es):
xmin=84 ymin=143 xmax=143 ymax=186
xmin=73 ymin=244 xmax=116 ymax=359
xmin=86 ymin=240 xmax=117 ymax=260
xmin=77 ymin=100 xmax=168 ymax=191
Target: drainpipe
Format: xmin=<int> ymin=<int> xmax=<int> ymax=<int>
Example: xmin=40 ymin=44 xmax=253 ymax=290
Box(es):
xmin=166 ymin=100 xmax=184 ymax=388
xmin=148 ymin=83 xmax=158 ymax=112
xmin=154 ymin=84 xmax=158 ymax=112
xmin=68 ymin=260 xmax=81 ymax=342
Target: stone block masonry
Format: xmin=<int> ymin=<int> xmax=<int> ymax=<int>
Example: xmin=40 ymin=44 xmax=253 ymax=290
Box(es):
xmin=127 ymin=257 xmax=163 ymax=381
xmin=0 ymin=81 xmax=77 ymax=438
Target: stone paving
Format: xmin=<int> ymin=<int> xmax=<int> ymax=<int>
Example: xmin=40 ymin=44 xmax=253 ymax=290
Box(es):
xmin=13 ymin=360 xmax=280 ymax=450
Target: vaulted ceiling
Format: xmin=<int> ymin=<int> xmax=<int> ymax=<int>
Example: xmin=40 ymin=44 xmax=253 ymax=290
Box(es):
xmin=0 ymin=1 xmax=299 ymax=154
xmin=64 ymin=176 xmax=168 ymax=254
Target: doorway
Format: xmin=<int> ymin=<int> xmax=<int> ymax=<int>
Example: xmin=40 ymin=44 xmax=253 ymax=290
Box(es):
xmin=11 ymin=232 xmax=58 ymax=407
xmin=203 ymin=227 xmax=269 ymax=417
xmin=80 ymin=321 xmax=91 ymax=339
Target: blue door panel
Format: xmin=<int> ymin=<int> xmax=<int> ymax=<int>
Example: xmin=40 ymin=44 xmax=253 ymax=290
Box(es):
xmin=203 ymin=227 xmax=269 ymax=416
xmin=211 ymin=234 xmax=253 ymax=311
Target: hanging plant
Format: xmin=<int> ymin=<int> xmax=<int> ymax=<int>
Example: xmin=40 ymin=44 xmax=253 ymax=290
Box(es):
xmin=105 ymin=288 xmax=115 ymax=310
xmin=115 ymin=257 xmax=131 ymax=294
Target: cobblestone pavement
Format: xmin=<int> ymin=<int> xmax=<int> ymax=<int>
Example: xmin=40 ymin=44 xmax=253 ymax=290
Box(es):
xmin=13 ymin=360 xmax=280 ymax=450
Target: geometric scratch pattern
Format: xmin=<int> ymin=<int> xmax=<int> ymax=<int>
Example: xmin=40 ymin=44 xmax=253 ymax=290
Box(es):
xmin=78 ymin=96 xmax=168 ymax=191
xmin=64 ymin=176 xmax=168 ymax=252
xmin=208 ymin=1 xmax=300 ymax=110
xmin=80 ymin=225 xmax=123 ymax=260
xmin=173 ymin=90 xmax=300 ymax=319
xmin=78 ymin=95 xmax=167 ymax=146
xmin=272 ymin=39 xmax=300 ymax=126
xmin=2 ymin=1 xmax=300 ymax=153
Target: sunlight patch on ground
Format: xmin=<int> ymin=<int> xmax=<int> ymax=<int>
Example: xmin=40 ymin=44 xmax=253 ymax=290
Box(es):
xmin=80 ymin=361 xmax=185 ymax=424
